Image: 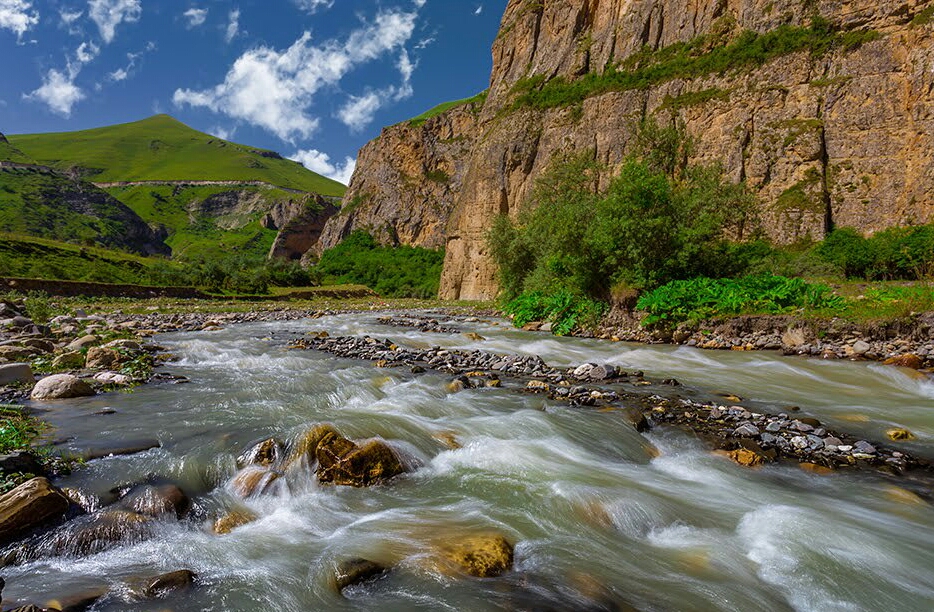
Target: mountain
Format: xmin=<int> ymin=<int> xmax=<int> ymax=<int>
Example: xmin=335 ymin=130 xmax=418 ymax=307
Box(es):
xmin=8 ymin=116 xmax=346 ymax=260
xmin=324 ymin=0 xmax=934 ymax=300
xmin=10 ymin=115 xmax=344 ymax=196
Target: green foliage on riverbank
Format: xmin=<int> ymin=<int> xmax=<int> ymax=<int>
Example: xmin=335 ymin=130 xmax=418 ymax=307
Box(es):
xmin=637 ymin=276 xmax=844 ymax=326
xmin=314 ymin=231 xmax=444 ymax=299
xmin=0 ymin=405 xmax=41 ymax=455
xmin=514 ymin=19 xmax=880 ymax=110
xmin=503 ymin=290 xmax=607 ymax=336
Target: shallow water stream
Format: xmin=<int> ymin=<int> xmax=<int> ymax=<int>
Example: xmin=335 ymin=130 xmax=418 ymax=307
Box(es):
xmin=8 ymin=312 xmax=934 ymax=611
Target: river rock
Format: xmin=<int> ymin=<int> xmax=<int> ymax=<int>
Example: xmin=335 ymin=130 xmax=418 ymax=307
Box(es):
xmin=854 ymin=441 xmax=877 ymax=454
xmin=42 ymin=587 xmax=109 ymax=612
xmin=237 ymin=438 xmax=282 ymax=468
xmin=333 ymin=558 xmax=388 ymax=592
xmin=439 ymin=534 xmax=514 ymax=577
xmin=0 ymin=363 xmax=33 ymax=385
xmin=317 ymin=437 xmax=406 ymax=487
xmin=65 ymin=335 xmax=99 ymax=351
xmin=51 ymin=351 xmax=85 ymax=370
xmin=284 ymin=424 xmax=341 ymax=469
xmin=0 ymin=346 xmax=38 ymax=362
xmin=93 ymin=371 xmax=133 ymax=386
xmin=230 ymin=466 xmax=281 ymax=498
xmin=30 ymin=374 xmax=94 ymax=400
xmin=886 ymin=428 xmax=915 ymax=441
xmin=733 ymin=423 xmax=760 ymax=437
xmin=724 ymin=448 xmax=768 ymax=468
xmin=883 ymin=353 xmax=924 ymax=369
xmin=117 ymin=484 xmax=190 ymax=519
xmin=85 ymin=347 xmax=122 ymax=370
xmin=213 ymin=509 xmax=258 ymax=534
xmin=144 ymin=569 xmax=196 ymax=597
xmin=852 ymin=340 xmax=871 ymax=355
xmin=0 ymin=477 xmax=70 ymax=545
xmin=0 ymin=451 xmax=44 ymax=476
xmin=37 ymin=510 xmax=153 ymax=560
xmin=464 ymin=332 xmax=486 ymax=342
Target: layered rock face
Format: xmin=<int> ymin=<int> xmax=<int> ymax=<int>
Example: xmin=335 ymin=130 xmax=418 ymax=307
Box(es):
xmin=314 ymin=103 xmax=480 ymax=255
xmin=343 ymin=0 xmax=934 ymax=300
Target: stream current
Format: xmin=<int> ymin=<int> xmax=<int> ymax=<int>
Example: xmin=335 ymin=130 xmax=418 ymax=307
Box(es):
xmin=8 ymin=312 xmax=934 ymax=611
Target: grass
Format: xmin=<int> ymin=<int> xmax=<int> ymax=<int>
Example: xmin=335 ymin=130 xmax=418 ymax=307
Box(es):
xmin=0 ymin=135 xmax=35 ymax=164
xmin=9 ymin=114 xmax=346 ymax=197
xmin=0 ymin=405 xmax=42 ymax=456
xmin=0 ymin=232 xmax=181 ymax=284
xmin=514 ymin=20 xmax=880 ymax=110
xmin=105 ymin=184 xmax=289 ymax=260
xmin=407 ymin=91 xmax=488 ymax=127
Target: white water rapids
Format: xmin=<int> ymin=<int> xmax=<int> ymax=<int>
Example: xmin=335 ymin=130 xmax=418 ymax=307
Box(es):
xmin=6 ymin=312 xmax=934 ymax=611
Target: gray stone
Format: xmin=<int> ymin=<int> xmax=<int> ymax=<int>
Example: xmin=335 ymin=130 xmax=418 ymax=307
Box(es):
xmin=572 ymin=363 xmax=596 ymax=378
xmin=765 ymin=421 xmax=783 ymax=433
xmin=852 ymin=340 xmax=871 ymax=355
xmin=760 ymin=433 xmax=777 ymax=445
xmin=854 ymin=441 xmax=877 ymax=454
xmin=791 ymin=436 xmax=809 ymax=450
xmin=824 ymin=436 xmax=843 ymax=447
xmin=792 ymin=420 xmax=814 ymax=432
xmin=733 ymin=423 xmax=760 ymax=437
xmin=30 ymin=374 xmax=95 ymax=400
xmin=65 ymin=335 xmax=99 ymax=351
xmin=0 ymin=363 xmax=33 ymax=385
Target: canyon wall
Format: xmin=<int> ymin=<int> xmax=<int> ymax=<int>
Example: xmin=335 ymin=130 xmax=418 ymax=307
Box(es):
xmin=333 ymin=0 xmax=934 ymax=300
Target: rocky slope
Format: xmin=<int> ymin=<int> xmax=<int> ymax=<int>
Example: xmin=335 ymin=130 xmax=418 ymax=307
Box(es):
xmin=336 ymin=0 xmax=934 ymax=300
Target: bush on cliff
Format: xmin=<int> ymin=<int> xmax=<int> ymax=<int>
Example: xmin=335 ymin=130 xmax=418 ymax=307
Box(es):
xmin=314 ymin=231 xmax=444 ymax=299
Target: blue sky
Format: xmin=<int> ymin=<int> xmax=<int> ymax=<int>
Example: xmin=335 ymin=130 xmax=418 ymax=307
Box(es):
xmin=0 ymin=1 xmax=505 ymax=183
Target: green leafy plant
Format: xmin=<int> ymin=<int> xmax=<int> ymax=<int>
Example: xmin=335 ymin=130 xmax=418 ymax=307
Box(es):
xmin=503 ymin=290 xmax=606 ymax=335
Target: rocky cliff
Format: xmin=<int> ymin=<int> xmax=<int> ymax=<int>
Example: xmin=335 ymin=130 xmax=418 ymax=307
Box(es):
xmin=314 ymin=103 xmax=481 ymax=256
xmin=340 ymin=0 xmax=934 ymax=300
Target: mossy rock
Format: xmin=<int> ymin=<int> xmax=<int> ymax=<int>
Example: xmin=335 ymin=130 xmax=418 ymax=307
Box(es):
xmin=441 ymin=534 xmax=515 ymax=578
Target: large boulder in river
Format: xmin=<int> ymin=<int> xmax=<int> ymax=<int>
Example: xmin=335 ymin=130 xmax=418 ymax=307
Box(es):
xmin=0 ymin=477 xmax=70 ymax=545
xmin=284 ymin=424 xmax=341 ymax=469
xmin=116 ymin=484 xmax=190 ymax=519
xmin=316 ymin=434 xmax=405 ymax=487
xmin=237 ymin=437 xmax=282 ymax=468
xmin=30 ymin=374 xmax=94 ymax=400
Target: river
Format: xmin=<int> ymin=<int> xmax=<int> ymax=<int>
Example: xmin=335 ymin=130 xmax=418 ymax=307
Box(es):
xmin=7 ymin=312 xmax=934 ymax=611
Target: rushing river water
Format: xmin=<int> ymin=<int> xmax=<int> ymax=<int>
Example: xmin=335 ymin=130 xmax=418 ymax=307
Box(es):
xmin=8 ymin=312 xmax=934 ymax=611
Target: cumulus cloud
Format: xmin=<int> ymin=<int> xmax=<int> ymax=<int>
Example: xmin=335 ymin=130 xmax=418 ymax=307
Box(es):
xmin=293 ymin=0 xmax=333 ymax=13
xmin=108 ymin=49 xmax=143 ymax=81
xmin=0 ymin=0 xmax=39 ymax=40
xmin=183 ymin=7 xmax=207 ymax=28
xmin=174 ymin=7 xmax=421 ymax=141
xmin=60 ymin=8 xmax=82 ymax=25
xmin=75 ymin=41 xmax=99 ymax=63
xmin=210 ymin=125 xmax=236 ymax=140
xmin=24 ymin=68 xmax=85 ymax=116
xmin=224 ymin=8 xmax=238 ymax=43
xmin=289 ymin=149 xmax=356 ymax=185
xmin=475 ymin=5 xmax=483 ymax=15
xmin=337 ymin=92 xmax=383 ymax=132
xmin=88 ymin=0 xmax=141 ymax=44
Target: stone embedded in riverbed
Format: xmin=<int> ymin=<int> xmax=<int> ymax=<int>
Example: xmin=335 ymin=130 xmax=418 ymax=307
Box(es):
xmin=333 ymin=558 xmax=389 ymax=593
xmin=116 ymin=484 xmax=190 ymax=519
xmin=317 ymin=435 xmax=406 ymax=488
xmin=213 ymin=508 xmax=258 ymax=534
xmin=237 ymin=437 xmax=282 ymax=468
xmin=144 ymin=569 xmax=197 ymax=597
xmin=0 ymin=477 xmax=70 ymax=545
xmin=229 ymin=466 xmax=281 ymax=498
xmin=30 ymin=374 xmax=94 ymax=400
xmin=438 ymin=534 xmax=515 ymax=578
xmin=0 ymin=363 xmax=33 ymax=385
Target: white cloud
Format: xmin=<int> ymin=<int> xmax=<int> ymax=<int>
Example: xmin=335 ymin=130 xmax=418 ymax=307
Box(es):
xmin=183 ymin=7 xmax=207 ymax=28
xmin=60 ymin=8 xmax=82 ymax=25
xmin=108 ymin=49 xmax=142 ymax=81
xmin=289 ymin=149 xmax=356 ymax=185
xmin=24 ymin=68 xmax=85 ymax=116
xmin=210 ymin=125 xmax=236 ymax=140
xmin=224 ymin=8 xmax=238 ymax=43
xmin=0 ymin=0 xmax=39 ymax=40
xmin=337 ymin=92 xmax=383 ymax=131
xmin=475 ymin=5 xmax=483 ymax=15
xmin=75 ymin=41 xmax=99 ymax=62
xmin=174 ymin=7 xmax=421 ymax=142
xmin=88 ymin=0 xmax=141 ymax=44
xmin=293 ymin=0 xmax=332 ymax=13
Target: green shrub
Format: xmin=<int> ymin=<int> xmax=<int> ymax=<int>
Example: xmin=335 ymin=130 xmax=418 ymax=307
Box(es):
xmin=636 ymin=275 xmax=845 ymax=326
xmin=503 ymin=290 xmax=607 ymax=335
xmin=314 ymin=231 xmax=444 ymax=298
xmin=813 ymin=226 xmax=934 ymax=280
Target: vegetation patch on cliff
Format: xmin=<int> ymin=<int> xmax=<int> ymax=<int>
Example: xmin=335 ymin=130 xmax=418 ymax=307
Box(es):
xmin=407 ymin=91 xmax=488 ymax=127
xmin=513 ymin=19 xmax=880 ymax=110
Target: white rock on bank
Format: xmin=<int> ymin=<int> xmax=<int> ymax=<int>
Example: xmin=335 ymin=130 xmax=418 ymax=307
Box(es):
xmin=30 ymin=374 xmax=95 ymax=400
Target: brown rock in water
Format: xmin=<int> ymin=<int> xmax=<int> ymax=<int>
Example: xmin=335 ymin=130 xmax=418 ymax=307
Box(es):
xmin=887 ymin=428 xmax=916 ymax=441
xmin=883 ymin=354 xmax=924 ymax=369
xmin=333 ymin=558 xmax=388 ymax=592
xmin=237 ymin=437 xmax=282 ymax=468
xmin=213 ymin=509 xmax=258 ymax=534
xmin=440 ymin=534 xmax=515 ymax=578
xmin=229 ymin=466 xmax=281 ymax=498
xmin=144 ymin=569 xmax=196 ymax=597
xmin=0 ymin=477 xmax=70 ymax=545
xmin=799 ymin=462 xmax=835 ymax=475
xmin=721 ymin=448 xmax=769 ymax=468
xmin=117 ymin=484 xmax=190 ymax=519
xmin=283 ymin=424 xmax=341 ymax=469
xmin=317 ymin=438 xmax=405 ymax=487
xmin=44 ymin=587 xmax=109 ymax=612
xmin=51 ymin=351 xmax=85 ymax=370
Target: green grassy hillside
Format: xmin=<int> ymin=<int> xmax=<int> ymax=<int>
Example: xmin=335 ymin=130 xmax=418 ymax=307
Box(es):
xmin=10 ymin=115 xmax=346 ymax=196
xmin=105 ymin=184 xmax=287 ymax=259
xmin=0 ymin=133 xmax=36 ymax=164
xmin=0 ymin=169 xmax=169 ymax=255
